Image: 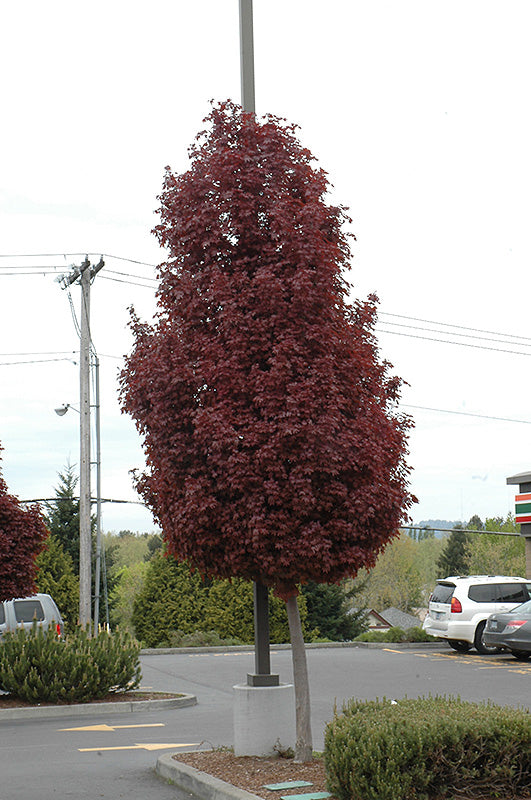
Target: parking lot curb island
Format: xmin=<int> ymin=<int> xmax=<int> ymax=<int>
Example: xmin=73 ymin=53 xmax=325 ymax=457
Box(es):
xmin=157 ymin=754 xmax=262 ymax=800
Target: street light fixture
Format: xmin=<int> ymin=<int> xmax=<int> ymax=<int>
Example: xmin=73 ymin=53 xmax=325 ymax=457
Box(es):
xmin=54 ymin=404 xmax=78 ymax=417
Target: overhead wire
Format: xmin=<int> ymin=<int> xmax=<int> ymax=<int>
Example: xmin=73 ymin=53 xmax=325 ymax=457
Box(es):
xmin=402 ymin=404 xmax=531 ymax=425
xmin=380 ymin=310 xmax=531 ymax=342
xmin=4 ymin=251 xmax=531 ymax=426
xmin=0 ymin=357 xmax=77 ymax=366
xmin=375 ymin=327 xmax=531 ymax=356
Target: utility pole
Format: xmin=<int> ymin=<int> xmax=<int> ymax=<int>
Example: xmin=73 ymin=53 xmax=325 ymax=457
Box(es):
xmin=79 ymin=259 xmax=92 ymax=628
xmin=61 ymin=256 xmax=104 ymax=629
xmin=93 ymin=353 xmax=103 ymax=629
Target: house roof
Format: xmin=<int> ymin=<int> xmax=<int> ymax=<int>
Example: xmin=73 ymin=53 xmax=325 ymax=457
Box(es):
xmin=379 ymin=607 xmax=421 ymax=629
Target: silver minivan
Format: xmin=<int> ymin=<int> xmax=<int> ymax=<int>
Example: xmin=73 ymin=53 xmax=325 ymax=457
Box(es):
xmin=0 ymin=593 xmax=63 ymax=638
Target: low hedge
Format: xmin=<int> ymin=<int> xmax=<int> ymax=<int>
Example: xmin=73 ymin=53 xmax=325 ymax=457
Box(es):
xmin=324 ymin=696 xmax=531 ymax=800
xmin=0 ymin=625 xmax=141 ymax=703
xmin=355 ymin=626 xmax=435 ymax=643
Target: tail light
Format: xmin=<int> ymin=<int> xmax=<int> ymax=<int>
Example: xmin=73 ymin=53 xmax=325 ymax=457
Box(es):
xmin=450 ymin=597 xmax=462 ymax=613
xmin=504 ymin=620 xmax=526 ymax=632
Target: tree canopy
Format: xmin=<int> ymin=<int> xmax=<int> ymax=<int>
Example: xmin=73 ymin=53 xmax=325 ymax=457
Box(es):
xmin=120 ymin=101 xmax=414 ymax=600
xmin=0 ymin=444 xmax=48 ymax=601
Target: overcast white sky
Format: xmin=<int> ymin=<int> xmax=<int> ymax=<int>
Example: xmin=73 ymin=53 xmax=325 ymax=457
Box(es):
xmin=1 ymin=1 xmax=531 ymax=532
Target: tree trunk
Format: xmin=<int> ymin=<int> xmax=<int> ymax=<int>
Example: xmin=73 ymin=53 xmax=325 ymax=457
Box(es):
xmin=286 ymin=595 xmax=313 ymax=762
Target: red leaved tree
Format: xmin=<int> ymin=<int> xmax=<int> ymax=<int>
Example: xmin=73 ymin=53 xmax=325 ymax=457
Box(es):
xmin=0 ymin=444 xmax=48 ymax=602
xmin=120 ymin=102 xmax=414 ymax=759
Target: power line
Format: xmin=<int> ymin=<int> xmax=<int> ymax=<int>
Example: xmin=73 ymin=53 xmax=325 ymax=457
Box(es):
xmin=403 ymin=404 xmax=531 ymax=425
xmin=380 ymin=311 xmax=531 ymax=343
xmin=376 ymin=327 xmax=531 ymax=356
xmin=399 ymin=525 xmax=518 ymax=537
xmin=0 ymin=357 xmax=77 ymax=366
xmin=105 ymin=268 xmax=157 ymax=283
xmin=19 ymin=497 xmax=146 ymax=506
xmin=378 ymin=319 xmax=531 ymax=348
xmin=0 ymin=252 xmax=158 ymax=268
xmin=0 ymin=270 xmax=65 ymax=276
xmin=0 ymin=350 xmax=76 ymax=356
xmin=98 ymin=274 xmax=156 ymax=289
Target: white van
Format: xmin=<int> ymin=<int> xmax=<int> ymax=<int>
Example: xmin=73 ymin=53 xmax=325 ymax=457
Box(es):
xmin=0 ymin=594 xmax=64 ymax=638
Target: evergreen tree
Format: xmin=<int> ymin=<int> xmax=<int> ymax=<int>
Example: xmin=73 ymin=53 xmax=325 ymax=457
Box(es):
xmin=44 ymin=465 xmax=82 ymax=573
xmin=132 ymin=552 xmax=209 ymax=647
xmin=437 ymin=525 xmax=470 ymax=577
xmin=302 ymin=581 xmax=366 ymax=641
xmin=44 ymin=465 xmax=118 ymax=627
xmin=203 ymin=578 xmax=307 ymax=644
xmin=144 ymin=532 xmax=163 ymax=561
xmin=132 ymin=550 xmax=308 ymax=646
xmin=36 ymin=535 xmax=79 ymax=631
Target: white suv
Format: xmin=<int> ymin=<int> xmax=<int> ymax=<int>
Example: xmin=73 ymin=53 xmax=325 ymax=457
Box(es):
xmin=422 ymin=576 xmax=531 ymax=654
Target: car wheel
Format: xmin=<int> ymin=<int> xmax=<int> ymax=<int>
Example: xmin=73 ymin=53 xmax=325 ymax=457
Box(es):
xmin=474 ymin=621 xmax=501 ymax=654
xmin=448 ymin=640 xmax=471 ymax=653
xmin=510 ymin=650 xmax=531 ymax=661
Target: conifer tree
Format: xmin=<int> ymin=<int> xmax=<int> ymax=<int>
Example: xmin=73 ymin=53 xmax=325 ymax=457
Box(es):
xmin=44 ymin=464 xmax=82 ymax=573
xmin=437 ymin=526 xmax=470 ymax=577
xmin=36 ymin=534 xmax=79 ymax=630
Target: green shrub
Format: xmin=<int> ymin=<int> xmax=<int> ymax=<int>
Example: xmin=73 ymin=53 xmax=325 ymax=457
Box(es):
xmin=133 ymin=551 xmax=309 ymax=647
xmin=202 ymin=578 xmax=308 ymax=645
xmin=405 ymin=626 xmax=436 ymax=642
xmin=132 ymin=553 xmax=209 ymax=647
xmin=0 ymin=625 xmax=141 ymax=703
xmin=164 ymin=629 xmax=245 ymax=647
xmin=355 ymin=626 xmax=406 ymax=643
xmin=354 ymin=626 xmax=434 ymax=643
xmin=324 ymin=696 xmax=531 ymax=800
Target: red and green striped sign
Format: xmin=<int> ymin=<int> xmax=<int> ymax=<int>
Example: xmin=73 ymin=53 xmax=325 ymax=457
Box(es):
xmin=515 ymin=493 xmax=531 ymax=524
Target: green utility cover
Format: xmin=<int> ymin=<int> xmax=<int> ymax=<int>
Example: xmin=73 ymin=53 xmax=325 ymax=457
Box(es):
xmin=279 ymin=793 xmax=331 ymax=800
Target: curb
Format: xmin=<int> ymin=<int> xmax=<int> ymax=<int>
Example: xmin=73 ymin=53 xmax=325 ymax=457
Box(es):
xmin=157 ymin=754 xmax=262 ymax=800
xmin=141 ymin=641 xmax=446 ymax=656
xmin=0 ymin=693 xmax=197 ymax=722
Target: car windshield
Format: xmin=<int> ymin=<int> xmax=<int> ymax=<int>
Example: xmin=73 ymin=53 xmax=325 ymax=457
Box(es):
xmin=509 ymin=599 xmax=531 ymax=614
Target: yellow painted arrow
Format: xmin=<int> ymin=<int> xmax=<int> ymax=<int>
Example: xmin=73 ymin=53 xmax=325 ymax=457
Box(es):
xmin=59 ymin=722 xmax=165 ymax=732
xmin=79 ymin=742 xmax=199 ymax=752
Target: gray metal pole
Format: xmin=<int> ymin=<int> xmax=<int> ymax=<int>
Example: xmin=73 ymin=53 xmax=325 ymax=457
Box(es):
xmin=239 ymin=0 xmax=256 ymax=114
xmin=79 ymin=259 xmax=92 ymax=629
xmin=93 ymin=353 xmax=102 ymax=630
xmin=239 ymin=0 xmax=279 ymax=688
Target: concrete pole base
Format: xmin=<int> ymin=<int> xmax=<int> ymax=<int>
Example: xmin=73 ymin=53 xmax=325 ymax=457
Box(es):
xmin=233 ymin=683 xmax=295 ymax=756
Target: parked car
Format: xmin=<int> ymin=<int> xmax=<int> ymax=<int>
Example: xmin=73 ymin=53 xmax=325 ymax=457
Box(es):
xmin=483 ymin=599 xmax=531 ymax=660
xmin=422 ymin=576 xmax=531 ymax=654
xmin=0 ymin=593 xmax=63 ymax=639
